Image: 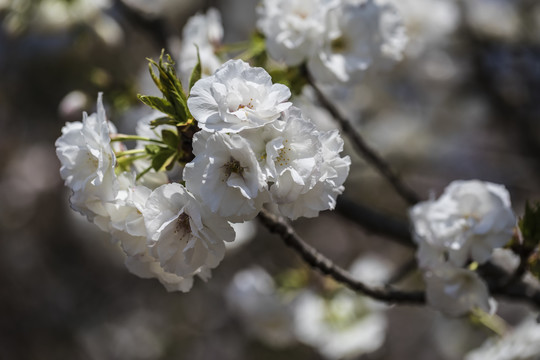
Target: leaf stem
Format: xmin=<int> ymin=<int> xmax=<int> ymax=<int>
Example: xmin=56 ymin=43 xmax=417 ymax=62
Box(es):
xmin=115 ymin=148 xmax=146 ymax=157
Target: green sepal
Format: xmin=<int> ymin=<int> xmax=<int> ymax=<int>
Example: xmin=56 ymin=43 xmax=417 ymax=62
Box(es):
xmin=161 ymin=129 xmax=179 ymax=149
xmin=188 ymin=45 xmax=202 ymax=92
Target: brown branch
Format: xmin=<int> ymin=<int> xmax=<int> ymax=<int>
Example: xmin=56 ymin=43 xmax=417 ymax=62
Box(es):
xmin=305 ymin=71 xmax=421 ymax=206
xmin=258 ymin=206 xmax=540 ymax=309
xmin=257 ymin=208 xmax=426 ymax=305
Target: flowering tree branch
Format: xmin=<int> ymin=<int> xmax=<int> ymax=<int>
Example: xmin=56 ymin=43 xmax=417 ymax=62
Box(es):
xmin=257 ymin=208 xmax=426 ymax=304
xmin=305 ymin=71 xmax=421 ymax=206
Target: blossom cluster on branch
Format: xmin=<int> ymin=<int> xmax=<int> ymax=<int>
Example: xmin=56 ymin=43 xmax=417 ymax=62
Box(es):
xmin=54 ymin=0 xmax=540 ymax=337
xmin=410 ymin=180 xmax=517 ymax=316
xmin=56 ymin=48 xmax=350 ymax=292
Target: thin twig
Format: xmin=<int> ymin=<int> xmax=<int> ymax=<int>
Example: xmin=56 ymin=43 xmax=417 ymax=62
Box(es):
xmin=305 ymin=71 xmax=421 ymax=206
xmin=257 ymin=208 xmax=426 ymax=304
xmin=258 ymin=208 xmax=540 ymax=309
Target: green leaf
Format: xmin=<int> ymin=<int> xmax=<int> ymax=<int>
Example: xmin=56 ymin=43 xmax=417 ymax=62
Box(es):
xmin=141 ymin=51 xmax=192 ymax=125
xmin=151 ymin=148 xmax=177 ymax=172
xmin=519 ymin=201 xmax=540 ymax=250
xmin=189 ymin=45 xmax=202 ymax=92
xmin=138 ymin=95 xmax=175 ymax=116
xmin=161 ymin=129 xmax=179 ymax=149
xmin=147 ymin=59 xmax=163 ymax=93
xmin=157 ymin=53 xmax=190 ymax=121
xmin=145 ymin=144 xmax=162 ymax=155
xmin=239 ymin=31 xmax=267 ymax=67
xmin=150 ymin=116 xmax=176 ymax=128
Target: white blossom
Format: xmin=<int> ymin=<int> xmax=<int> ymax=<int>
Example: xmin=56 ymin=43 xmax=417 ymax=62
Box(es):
xmin=55 ymin=93 xmax=117 ymax=220
xmin=225 ymin=267 xmax=296 ymax=348
xmin=187 ymin=59 xmax=291 ymax=133
xmin=465 ymin=315 xmax=540 ymax=360
xmin=100 ymin=173 xmax=202 ymax=292
xmin=100 ymin=172 xmax=151 ymax=256
xmin=124 ymin=254 xmax=205 ymax=293
xmin=257 ymin=0 xmax=333 ymax=66
xmin=349 ymin=253 xmax=393 ymax=287
xmin=143 ymin=183 xmax=234 ymax=277
xmin=424 ymin=265 xmax=495 ymax=317
xmin=277 ymin=128 xmax=350 ymax=219
xmin=183 ymin=131 xmax=268 ymax=221
xmin=293 ymin=289 xmax=387 ymax=359
xmin=178 ymin=8 xmax=223 ymax=86
xmin=308 ymin=0 xmax=407 ymax=83
xmin=243 ymin=107 xmax=349 ymax=220
xmin=410 ymin=180 xmax=516 ymax=268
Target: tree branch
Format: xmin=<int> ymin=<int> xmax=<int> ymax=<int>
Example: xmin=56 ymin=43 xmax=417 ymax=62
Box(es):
xmin=258 ymin=206 xmax=540 ymax=309
xmin=305 ymin=71 xmax=421 ymax=206
xmin=257 ymin=208 xmax=426 ymax=305
xmin=335 ymin=197 xmax=415 ymax=248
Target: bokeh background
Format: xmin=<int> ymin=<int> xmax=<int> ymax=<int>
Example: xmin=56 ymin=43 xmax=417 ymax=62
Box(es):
xmin=1 ymin=0 xmax=540 ymax=359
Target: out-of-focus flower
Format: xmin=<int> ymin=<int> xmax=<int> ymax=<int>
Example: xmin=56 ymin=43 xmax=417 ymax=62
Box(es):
xmin=179 ymin=8 xmax=224 ymax=86
xmin=293 ymin=289 xmax=387 ymax=359
xmin=388 ymin=0 xmax=459 ymax=55
xmin=257 ymin=0 xmax=333 ymax=66
xmin=464 ymin=0 xmax=521 ymax=41
xmin=349 ymin=253 xmax=392 ymax=286
xmin=410 ymin=180 xmax=516 ymax=268
xmin=187 ymin=59 xmax=291 ymax=133
xmin=308 ymin=0 xmax=407 ymax=83
xmin=424 ymin=265 xmax=494 ymax=317
xmin=465 ymin=316 xmax=540 ymax=360
xmin=59 ymin=90 xmax=89 ymax=120
xmin=226 ymin=267 xmax=296 ymax=348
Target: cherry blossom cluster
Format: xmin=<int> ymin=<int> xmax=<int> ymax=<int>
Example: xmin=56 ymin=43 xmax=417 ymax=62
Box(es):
xmin=409 ymin=180 xmax=517 ymax=316
xmin=55 ymin=57 xmax=350 ymax=292
xmin=187 ymin=59 xmax=351 ymax=221
xmin=257 ymin=0 xmax=407 ymax=83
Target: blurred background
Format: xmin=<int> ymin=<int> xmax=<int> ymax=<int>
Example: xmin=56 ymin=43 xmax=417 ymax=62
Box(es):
xmin=1 ymin=0 xmax=540 ymax=359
